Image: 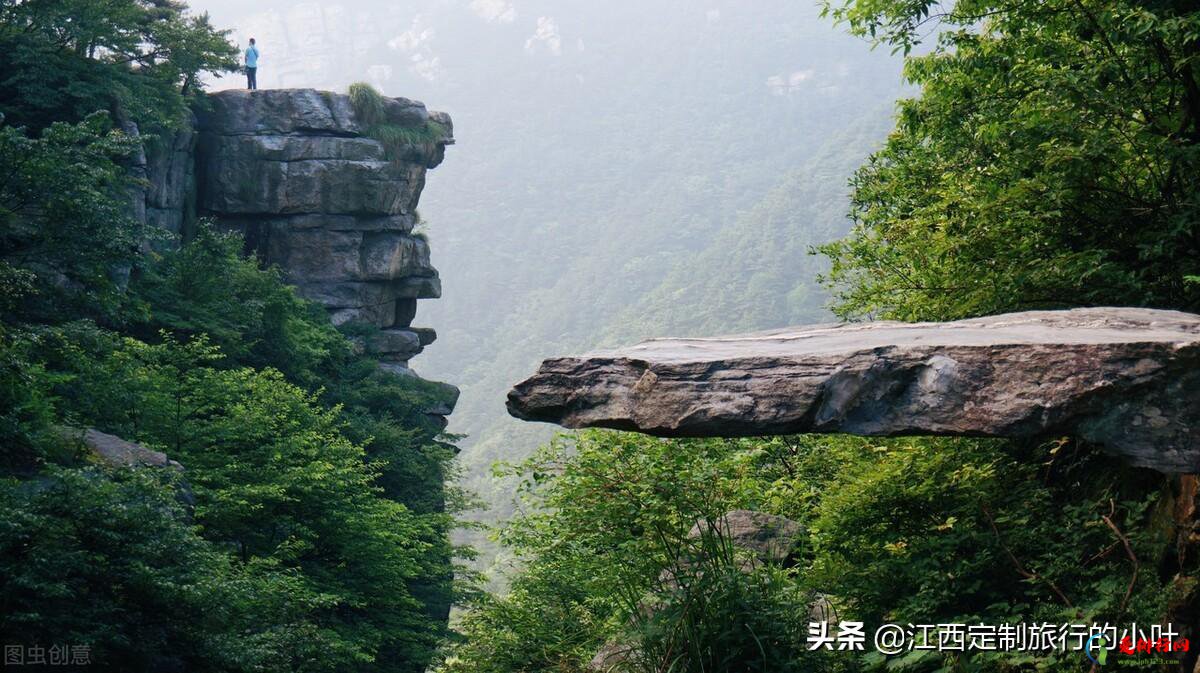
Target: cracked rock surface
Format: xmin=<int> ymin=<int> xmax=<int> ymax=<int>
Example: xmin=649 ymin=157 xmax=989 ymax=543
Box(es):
xmin=197 ymin=89 xmax=451 ymax=343
xmin=508 ymin=308 xmax=1200 ymax=473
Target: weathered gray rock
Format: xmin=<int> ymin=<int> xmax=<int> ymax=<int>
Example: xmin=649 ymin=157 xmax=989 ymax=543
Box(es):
xmin=217 ymin=213 xmax=416 ymax=234
xmin=259 ymin=228 xmax=434 ymax=283
xmin=411 ymin=327 xmax=438 ymax=347
xmin=378 ymin=362 xmax=420 ymax=378
xmin=198 ymin=88 xmax=364 ymax=135
xmin=589 ymin=640 xmax=636 ymax=673
xmin=195 ymin=88 xmax=452 ymax=387
xmin=688 ymin=510 xmax=803 ymax=564
xmin=203 ymin=134 xmax=387 ymax=163
xmin=366 ymin=328 xmax=424 ymax=362
xmin=199 ymin=155 xmax=419 ymax=215
xmin=145 ymin=117 xmax=197 ymax=213
xmin=358 ymin=232 xmax=436 ymax=281
xmin=508 ymin=308 xmax=1200 ymax=473
xmin=298 ymin=277 xmax=440 ymax=325
xmin=123 ymin=113 xmax=197 ymax=247
xmin=120 ymin=88 xmax=456 ymax=425
xmin=382 ymin=96 xmax=431 ymax=126
xmin=76 ymin=428 xmax=183 ymax=471
xmin=361 ymin=327 xmax=437 ymax=363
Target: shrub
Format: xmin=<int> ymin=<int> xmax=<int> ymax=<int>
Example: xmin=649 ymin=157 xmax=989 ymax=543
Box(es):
xmin=0 ymin=465 xmax=305 ymax=672
xmin=626 ymin=526 xmax=826 ymax=673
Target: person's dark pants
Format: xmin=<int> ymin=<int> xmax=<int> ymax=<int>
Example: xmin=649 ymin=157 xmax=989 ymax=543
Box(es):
xmin=247 ymin=67 xmax=257 ymax=90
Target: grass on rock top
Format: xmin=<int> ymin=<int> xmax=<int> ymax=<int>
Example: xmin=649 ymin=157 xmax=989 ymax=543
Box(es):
xmin=348 ymin=82 xmax=447 ymax=157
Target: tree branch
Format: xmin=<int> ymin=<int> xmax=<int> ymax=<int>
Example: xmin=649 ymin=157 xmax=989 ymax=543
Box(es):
xmin=982 ymin=504 xmax=1075 ymax=608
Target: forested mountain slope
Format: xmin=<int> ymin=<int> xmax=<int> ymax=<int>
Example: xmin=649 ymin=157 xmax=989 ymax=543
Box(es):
xmin=443 ymin=108 xmax=900 ymax=541
xmin=1 ymin=3 xmax=459 ymax=670
xmin=189 ymin=0 xmax=906 ymax=561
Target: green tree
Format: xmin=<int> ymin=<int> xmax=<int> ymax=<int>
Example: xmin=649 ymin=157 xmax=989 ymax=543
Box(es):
xmin=449 ymin=429 xmax=1178 ymax=673
xmin=0 ymin=0 xmax=238 ymax=131
xmin=0 ymin=464 xmax=331 ymax=672
xmin=130 ymin=226 xmax=462 ymax=630
xmin=819 ymin=0 xmax=1200 ymax=320
xmin=0 ymin=116 xmax=142 ymax=323
xmin=0 ymin=1 xmax=458 ymax=669
xmin=130 ymin=225 xmax=347 ymax=384
xmin=444 ymin=432 xmax=841 ymax=673
xmin=45 ymin=333 xmax=450 ymax=670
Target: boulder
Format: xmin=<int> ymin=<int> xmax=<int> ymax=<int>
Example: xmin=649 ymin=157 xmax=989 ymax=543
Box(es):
xmin=74 ymin=428 xmax=183 ymax=471
xmin=379 ymin=361 xmax=418 ymax=378
xmin=589 ymin=640 xmax=636 ymax=673
xmin=688 ymin=510 xmax=803 ymax=564
xmin=424 ymin=381 xmax=461 ymax=417
xmin=63 ymin=428 xmax=195 ymax=508
xmin=259 ymin=228 xmax=434 ymax=284
xmin=411 ymin=327 xmax=438 ymax=346
xmin=381 ymin=96 xmax=431 ymax=126
xmin=508 ymin=307 xmax=1200 ymax=473
xmin=367 ymin=328 xmax=424 ymax=361
xmin=297 ymin=277 xmax=439 ymax=310
xmin=359 ymin=232 xmax=435 ymax=281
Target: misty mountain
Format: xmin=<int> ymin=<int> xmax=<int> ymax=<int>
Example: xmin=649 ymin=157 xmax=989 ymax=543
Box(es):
xmin=191 ymin=0 xmax=906 ymax=569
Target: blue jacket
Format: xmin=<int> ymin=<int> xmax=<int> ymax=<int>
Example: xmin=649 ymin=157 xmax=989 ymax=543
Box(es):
xmin=245 ymin=45 xmax=259 ymax=68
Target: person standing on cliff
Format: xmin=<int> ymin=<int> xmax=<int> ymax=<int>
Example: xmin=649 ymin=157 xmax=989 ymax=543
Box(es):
xmin=245 ymin=38 xmax=260 ymax=90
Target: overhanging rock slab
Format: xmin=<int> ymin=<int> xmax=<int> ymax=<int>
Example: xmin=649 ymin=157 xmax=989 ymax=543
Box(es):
xmin=507 ymin=308 xmax=1200 ymax=473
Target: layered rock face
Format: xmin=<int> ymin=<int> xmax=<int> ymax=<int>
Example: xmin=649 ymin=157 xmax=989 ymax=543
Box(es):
xmin=508 ymin=307 xmax=1200 ymax=473
xmin=125 ymin=115 xmax=198 ymax=247
xmin=128 ymin=87 xmax=455 ymax=402
xmin=185 ymin=89 xmax=453 ymax=372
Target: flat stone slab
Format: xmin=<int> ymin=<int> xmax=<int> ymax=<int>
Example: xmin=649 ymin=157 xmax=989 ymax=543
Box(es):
xmin=507 ymin=308 xmax=1200 ymax=472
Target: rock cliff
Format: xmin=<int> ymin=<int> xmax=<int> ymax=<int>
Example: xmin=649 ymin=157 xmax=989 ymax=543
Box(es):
xmin=131 ymin=88 xmax=455 ymax=403
xmin=508 ymin=307 xmax=1200 ymax=473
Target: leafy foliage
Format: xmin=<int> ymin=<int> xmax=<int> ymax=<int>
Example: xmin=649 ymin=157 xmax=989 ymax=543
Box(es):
xmin=0 ymin=463 xmax=346 ymax=672
xmin=130 ymin=224 xmax=347 ymax=385
xmin=0 ymin=0 xmax=238 ymax=131
xmin=49 ymin=334 xmax=445 ymax=668
xmin=0 ymin=4 xmax=460 ymax=669
xmin=0 ymin=331 xmax=59 ymax=471
xmin=444 ymin=432 xmax=781 ymax=672
xmin=0 ymin=115 xmax=143 ymax=323
xmin=628 ymin=529 xmax=818 ymax=673
xmin=818 ymin=0 xmax=1200 ymax=319
xmin=446 ymin=431 xmax=1175 ymax=672
xmin=349 ymin=82 xmax=389 ymax=126
xmin=129 ymin=223 xmax=462 ymax=517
